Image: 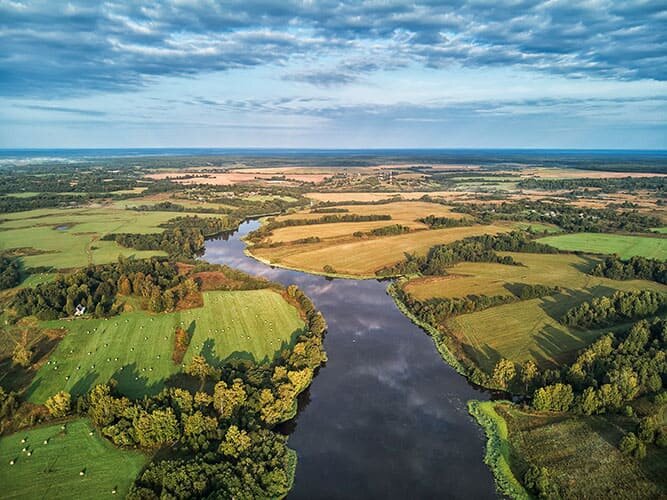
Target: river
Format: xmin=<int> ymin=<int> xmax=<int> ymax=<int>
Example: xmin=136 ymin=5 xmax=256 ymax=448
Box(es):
xmin=202 ymin=220 xmax=497 ymax=499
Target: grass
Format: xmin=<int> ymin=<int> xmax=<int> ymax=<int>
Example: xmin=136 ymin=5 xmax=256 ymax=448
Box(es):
xmin=27 ymin=290 xmax=304 ymax=402
xmin=537 ymin=233 xmax=667 ymax=260
xmin=468 ymin=401 xmax=529 ymax=500
xmin=0 ymin=207 xmax=225 ymax=269
xmin=251 ymin=223 xmax=514 ymax=277
xmin=0 ymin=419 xmax=146 ymax=499
xmin=404 ymin=253 xmax=666 ymax=371
xmin=492 ymin=402 xmax=667 ymax=498
xmin=17 ymin=273 xmax=57 ymax=288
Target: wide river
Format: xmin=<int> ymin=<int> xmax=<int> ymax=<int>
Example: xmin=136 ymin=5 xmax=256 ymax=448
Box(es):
xmin=203 ymin=220 xmax=497 ymax=499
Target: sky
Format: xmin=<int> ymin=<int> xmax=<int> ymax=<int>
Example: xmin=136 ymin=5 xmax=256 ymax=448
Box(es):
xmin=0 ymin=0 xmax=666 ymax=149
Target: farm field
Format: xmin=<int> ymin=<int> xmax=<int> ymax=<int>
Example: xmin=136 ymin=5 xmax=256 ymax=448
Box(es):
xmin=0 ymin=419 xmax=146 ymax=499
xmin=485 ymin=402 xmax=667 ymax=498
xmin=403 ymin=253 xmax=667 ymax=371
xmin=537 ymin=233 xmax=667 ymax=260
xmin=0 ymin=207 xmax=225 ymax=269
xmin=251 ymin=223 xmax=515 ymax=277
xmin=27 ymin=290 xmax=304 ymax=402
xmin=304 ymin=191 xmax=470 ymax=203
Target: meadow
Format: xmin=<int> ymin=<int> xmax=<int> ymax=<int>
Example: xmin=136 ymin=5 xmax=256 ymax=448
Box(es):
xmin=0 ymin=207 xmax=225 ymax=269
xmin=486 ymin=402 xmax=666 ymax=498
xmin=27 ymin=290 xmax=304 ymax=402
xmin=251 ymin=223 xmax=514 ymax=277
xmin=0 ymin=419 xmax=146 ymax=499
xmin=537 ymin=233 xmax=667 ymax=260
xmin=403 ymin=252 xmax=667 ymax=371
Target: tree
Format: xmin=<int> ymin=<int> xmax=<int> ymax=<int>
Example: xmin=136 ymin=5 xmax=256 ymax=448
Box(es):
xmin=117 ymin=275 xmax=132 ymax=295
xmin=134 ymin=408 xmax=180 ymax=448
xmin=491 ymin=358 xmax=516 ymax=390
xmin=533 ymin=384 xmax=573 ymax=412
xmin=45 ymin=391 xmax=71 ymax=418
xmin=186 ymin=355 xmax=219 ymax=387
xmin=219 ymin=425 xmax=251 ymax=459
xmin=213 ymin=379 xmax=247 ymax=418
xmin=520 ymin=360 xmax=538 ymax=392
xmin=12 ymin=342 xmax=32 ymax=368
xmin=524 ymin=465 xmax=560 ymax=499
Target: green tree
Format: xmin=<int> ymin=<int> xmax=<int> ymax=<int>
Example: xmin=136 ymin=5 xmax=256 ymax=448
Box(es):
xmin=491 ymin=358 xmax=516 ymax=390
xmin=134 ymin=408 xmax=180 ymax=448
xmin=45 ymin=391 xmax=71 ymax=418
xmin=533 ymin=384 xmax=573 ymax=412
xmin=213 ymin=379 xmax=247 ymax=418
xmin=12 ymin=342 xmax=32 ymax=368
xmin=219 ymin=425 xmax=252 ymax=459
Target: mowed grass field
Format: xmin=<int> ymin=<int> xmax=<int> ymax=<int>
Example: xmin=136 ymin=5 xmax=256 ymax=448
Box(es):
xmin=252 ymin=223 xmax=514 ymax=276
xmin=0 ymin=419 xmax=146 ymax=499
xmin=0 ymin=207 xmax=226 ymax=269
xmin=492 ymin=402 xmax=666 ymax=498
xmin=404 ymin=253 xmax=667 ymax=371
xmin=537 ymin=233 xmax=667 ymax=260
xmin=28 ymin=290 xmax=304 ymax=402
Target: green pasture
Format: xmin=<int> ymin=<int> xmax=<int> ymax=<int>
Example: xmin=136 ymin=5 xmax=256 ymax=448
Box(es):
xmin=537 ymin=233 xmax=667 ymax=260
xmin=28 ymin=290 xmax=304 ymax=402
xmin=0 ymin=207 xmax=225 ymax=269
xmin=0 ymin=419 xmax=146 ymax=499
xmin=409 ymin=252 xmax=667 ymax=372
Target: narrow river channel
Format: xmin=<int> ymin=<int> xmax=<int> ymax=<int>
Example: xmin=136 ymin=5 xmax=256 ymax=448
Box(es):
xmin=202 ymin=220 xmax=497 ymax=499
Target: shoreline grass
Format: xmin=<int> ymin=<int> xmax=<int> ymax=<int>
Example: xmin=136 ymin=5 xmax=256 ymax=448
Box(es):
xmin=467 ymin=400 xmax=530 ymax=500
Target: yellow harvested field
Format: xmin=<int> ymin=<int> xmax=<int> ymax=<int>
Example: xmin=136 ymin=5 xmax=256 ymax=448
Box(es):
xmin=268 ymin=220 xmax=425 ymax=243
xmin=277 ymin=201 xmax=466 ymax=223
xmin=404 ymin=274 xmax=516 ymax=301
xmin=251 ymin=223 xmax=514 ymax=276
xmin=305 ymin=191 xmax=470 ymax=203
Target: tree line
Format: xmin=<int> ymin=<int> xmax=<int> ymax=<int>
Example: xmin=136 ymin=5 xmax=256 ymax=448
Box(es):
xmin=591 ymin=255 xmax=667 ymax=285
xmin=11 ymin=257 xmax=187 ymax=320
xmin=452 ymin=200 xmax=662 ymax=233
xmin=517 ymin=176 xmax=666 ymax=193
xmin=0 ymin=255 xmax=21 ymax=290
xmin=561 ymin=290 xmax=667 ymax=328
xmin=105 ymin=216 xmax=234 ymax=259
xmin=378 ymin=231 xmax=557 ymax=276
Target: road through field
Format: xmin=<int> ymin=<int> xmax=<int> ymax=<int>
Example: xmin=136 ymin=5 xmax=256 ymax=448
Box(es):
xmin=203 ymin=220 xmax=497 ymax=499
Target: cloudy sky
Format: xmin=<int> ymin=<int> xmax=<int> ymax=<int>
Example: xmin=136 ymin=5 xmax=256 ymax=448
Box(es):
xmin=1 ymin=0 xmax=665 ymax=149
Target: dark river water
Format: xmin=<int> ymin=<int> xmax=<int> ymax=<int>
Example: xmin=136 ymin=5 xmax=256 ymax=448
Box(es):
xmin=203 ymin=220 xmax=497 ymax=499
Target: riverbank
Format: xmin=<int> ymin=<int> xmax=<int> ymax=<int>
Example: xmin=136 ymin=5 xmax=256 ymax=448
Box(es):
xmin=468 ymin=401 xmax=529 ymax=500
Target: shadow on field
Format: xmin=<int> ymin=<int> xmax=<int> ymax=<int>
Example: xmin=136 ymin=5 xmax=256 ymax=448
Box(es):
xmin=110 ymin=363 xmax=164 ymax=399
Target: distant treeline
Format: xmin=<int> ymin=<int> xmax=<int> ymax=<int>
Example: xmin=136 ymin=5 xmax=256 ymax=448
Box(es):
xmin=561 ymin=290 xmax=667 ymax=328
xmin=419 ymin=215 xmax=474 ymax=228
xmin=452 ymin=200 xmax=662 ymax=233
xmin=0 ymin=193 xmax=108 ymax=213
xmin=518 ymin=177 xmax=666 ymax=193
xmin=0 ymin=171 xmax=138 ymax=194
xmin=591 ymin=255 xmax=667 ymax=285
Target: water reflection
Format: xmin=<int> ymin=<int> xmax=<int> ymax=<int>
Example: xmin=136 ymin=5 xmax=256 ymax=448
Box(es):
xmin=202 ymin=221 xmax=497 ymax=499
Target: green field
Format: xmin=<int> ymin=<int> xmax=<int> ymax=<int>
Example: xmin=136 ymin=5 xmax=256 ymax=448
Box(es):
xmin=404 ymin=252 xmax=667 ymax=371
xmin=537 ymin=233 xmax=667 ymax=260
xmin=485 ymin=402 xmax=667 ymax=498
xmin=27 ymin=290 xmax=304 ymax=402
xmin=0 ymin=419 xmax=146 ymax=499
xmin=0 ymin=207 xmax=225 ymax=269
